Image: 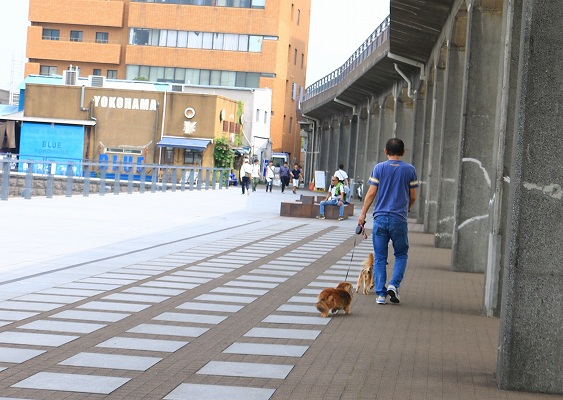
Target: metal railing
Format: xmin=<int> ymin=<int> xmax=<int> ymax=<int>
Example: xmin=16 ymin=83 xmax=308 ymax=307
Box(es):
xmin=302 ymin=16 xmax=390 ymax=102
xmin=0 ymin=155 xmax=231 ymax=200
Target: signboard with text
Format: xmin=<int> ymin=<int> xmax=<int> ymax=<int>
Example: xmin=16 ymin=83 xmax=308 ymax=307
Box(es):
xmin=18 ymin=122 xmax=85 ymax=176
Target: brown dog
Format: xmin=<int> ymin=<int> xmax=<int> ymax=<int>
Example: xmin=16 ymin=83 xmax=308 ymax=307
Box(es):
xmin=316 ymin=282 xmax=354 ymax=317
xmin=356 ymin=253 xmax=374 ymax=294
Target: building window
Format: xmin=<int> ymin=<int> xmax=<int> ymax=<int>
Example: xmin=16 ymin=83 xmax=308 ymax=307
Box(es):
xmin=107 ymin=70 xmax=117 ymax=79
xmin=70 ymin=31 xmax=83 ymax=42
xmin=264 ymin=111 xmax=267 ymax=124
xmin=164 ymin=148 xmax=174 ymax=163
xmin=297 ymin=9 xmax=300 ymax=25
xmin=289 ymin=116 xmax=293 ymax=133
xmin=93 ymin=69 xmax=102 ymax=76
xmin=251 ymin=0 xmax=266 ymax=9
xmin=42 ymin=29 xmax=59 ymax=40
xmin=126 ymin=65 xmax=260 ymax=88
xmin=184 ymin=149 xmax=203 ymax=165
xmin=294 ymin=48 xmax=297 ymax=65
xmin=301 ymin=53 xmax=304 ymax=69
xmin=291 ymin=82 xmax=297 ymax=100
xmin=256 ymin=109 xmax=260 ymax=122
xmin=39 ymin=65 xmax=57 ymax=76
xmin=96 ymin=32 xmax=109 ymax=44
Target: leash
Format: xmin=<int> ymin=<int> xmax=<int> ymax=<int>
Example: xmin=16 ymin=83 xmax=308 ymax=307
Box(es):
xmin=345 ymin=223 xmax=367 ymax=282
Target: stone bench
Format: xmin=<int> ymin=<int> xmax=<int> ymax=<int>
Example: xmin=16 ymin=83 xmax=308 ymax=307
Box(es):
xmin=279 ymin=195 xmax=354 ymax=220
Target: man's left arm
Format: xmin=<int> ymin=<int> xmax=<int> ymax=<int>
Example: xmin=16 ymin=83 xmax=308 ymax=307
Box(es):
xmin=408 ymin=188 xmax=417 ymax=212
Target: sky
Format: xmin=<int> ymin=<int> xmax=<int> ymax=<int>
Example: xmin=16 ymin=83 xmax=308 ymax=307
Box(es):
xmin=0 ymin=0 xmax=389 ymax=91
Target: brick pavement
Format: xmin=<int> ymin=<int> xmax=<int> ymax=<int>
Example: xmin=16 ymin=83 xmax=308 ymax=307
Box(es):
xmin=0 ymin=188 xmax=560 ymax=400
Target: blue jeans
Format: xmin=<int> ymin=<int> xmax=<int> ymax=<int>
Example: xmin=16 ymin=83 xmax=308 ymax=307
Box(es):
xmin=372 ymin=215 xmax=409 ymax=297
xmin=319 ymin=199 xmax=344 ymax=217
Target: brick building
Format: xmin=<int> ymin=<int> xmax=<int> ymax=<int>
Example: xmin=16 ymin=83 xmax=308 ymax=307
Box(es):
xmin=24 ymin=0 xmax=311 ymax=165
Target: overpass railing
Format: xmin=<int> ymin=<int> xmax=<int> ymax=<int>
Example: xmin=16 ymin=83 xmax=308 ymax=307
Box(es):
xmin=302 ymin=16 xmax=390 ymax=102
xmin=0 ymin=155 xmax=231 ymax=200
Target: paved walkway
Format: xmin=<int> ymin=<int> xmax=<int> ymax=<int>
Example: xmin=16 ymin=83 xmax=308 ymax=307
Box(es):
xmin=0 ymin=187 xmax=560 ymax=400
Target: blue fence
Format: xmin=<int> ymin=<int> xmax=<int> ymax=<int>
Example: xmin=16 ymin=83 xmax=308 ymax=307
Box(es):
xmin=0 ymin=155 xmax=231 ymax=200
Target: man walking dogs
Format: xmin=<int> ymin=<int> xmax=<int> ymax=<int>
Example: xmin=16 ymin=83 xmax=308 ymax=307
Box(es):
xmin=358 ymin=138 xmax=418 ymax=305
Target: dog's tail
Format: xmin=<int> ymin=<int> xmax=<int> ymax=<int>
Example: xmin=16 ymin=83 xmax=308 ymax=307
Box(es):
xmin=364 ymin=252 xmax=374 ymax=268
xmin=316 ymin=301 xmax=329 ymax=316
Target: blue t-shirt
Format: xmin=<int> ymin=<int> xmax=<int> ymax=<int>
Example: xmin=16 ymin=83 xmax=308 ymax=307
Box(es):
xmin=369 ymin=160 xmax=418 ymax=222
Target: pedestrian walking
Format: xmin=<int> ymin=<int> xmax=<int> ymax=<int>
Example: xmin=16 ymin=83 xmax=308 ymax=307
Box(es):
xmin=291 ymin=163 xmax=302 ymax=194
xmin=239 ymin=158 xmax=252 ymax=195
xmin=279 ymin=161 xmax=291 ymax=193
xmin=251 ymin=159 xmax=262 ymax=192
xmin=358 ymin=138 xmax=418 ymax=304
xmin=265 ymin=160 xmax=275 ymax=192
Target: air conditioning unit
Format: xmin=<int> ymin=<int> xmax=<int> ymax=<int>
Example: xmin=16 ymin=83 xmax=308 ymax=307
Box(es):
xmin=63 ymin=69 xmax=78 ymax=85
xmin=170 ymin=84 xmax=183 ymax=92
xmin=88 ymin=75 xmax=105 ymax=88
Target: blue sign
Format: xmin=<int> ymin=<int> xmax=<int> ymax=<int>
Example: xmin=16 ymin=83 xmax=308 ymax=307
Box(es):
xmin=19 ymin=122 xmax=85 ymax=176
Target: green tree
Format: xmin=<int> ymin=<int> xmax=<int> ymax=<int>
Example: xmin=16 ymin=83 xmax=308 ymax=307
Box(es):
xmin=213 ymin=137 xmax=234 ymax=168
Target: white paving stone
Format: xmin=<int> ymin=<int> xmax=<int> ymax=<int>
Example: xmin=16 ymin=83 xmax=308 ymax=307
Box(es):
xmin=50 ymin=310 xmax=130 ymax=323
xmin=102 ymin=293 xmax=169 ymax=303
xmin=262 ymin=315 xmax=330 ymax=325
xmin=96 ymin=336 xmax=188 ymax=352
xmin=197 ymin=361 xmax=293 ymax=379
xmin=59 ymin=352 xmax=162 ymax=371
xmin=38 ymin=288 xmax=103 ymax=297
xmin=277 ymin=304 xmax=319 ymax=313
xmin=19 ymin=319 xmax=106 ymax=334
xmin=127 ymin=323 xmax=208 ymax=337
xmin=288 ymin=295 xmax=317 ymax=303
xmin=13 ymin=294 xmax=86 ymax=304
xmin=0 ymin=301 xmax=64 ymax=312
xmin=224 ymin=280 xmax=278 ymax=289
xmin=122 ymin=287 xmax=185 ymax=296
xmin=0 ymin=347 xmax=46 ymax=363
xmin=0 ymin=331 xmax=79 ymax=346
xmin=0 ymin=310 xmax=38 ymax=321
xmin=176 ymin=302 xmax=243 ymax=313
xmin=244 ymin=327 xmax=321 ymax=340
xmin=141 ymin=281 xmax=199 ymax=290
xmin=211 ymin=287 xmax=268 ymax=296
xmin=78 ymin=301 xmax=150 ymax=312
xmin=153 ymin=312 xmax=227 ymax=325
xmin=174 ymin=270 xmax=223 ymax=279
xmin=164 ymin=383 xmax=275 ymax=400
xmin=12 ymin=372 xmax=130 ymax=394
xmin=59 ymin=282 xmax=120 ymax=290
xmin=195 ymin=294 xmax=257 ymax=304
xmin=237 ymin=275 xmax=287 ymax=283
xmin=224 ymin=342 xmax=308 ymax=357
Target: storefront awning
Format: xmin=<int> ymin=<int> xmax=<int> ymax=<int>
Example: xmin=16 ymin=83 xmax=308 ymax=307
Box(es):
xmin=157 ymin=137 xmax=212 ymax=150
xmin=0 ymin=110 xmax=97 ymax=126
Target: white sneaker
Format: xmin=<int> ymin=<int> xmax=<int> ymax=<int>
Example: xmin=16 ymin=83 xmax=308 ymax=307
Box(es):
xmin=387 ymin=285 xmax=400 ymax=304
xmin=376 ymin=295 xmax=387 ymax=305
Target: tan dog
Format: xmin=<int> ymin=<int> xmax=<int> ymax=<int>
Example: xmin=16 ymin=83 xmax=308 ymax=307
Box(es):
xmin=356 ymin=253 xmax=374 ymax=294
xmin=316 ymin=282 xmax=354 ymax=317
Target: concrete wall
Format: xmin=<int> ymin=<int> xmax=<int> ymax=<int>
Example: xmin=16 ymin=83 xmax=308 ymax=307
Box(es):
xmin=302 ymin=0 xmax=563 ymax=394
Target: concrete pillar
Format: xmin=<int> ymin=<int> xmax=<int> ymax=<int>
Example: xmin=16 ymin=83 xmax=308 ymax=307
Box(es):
xmin=328 ymin=118 xmax=340 ymax=180
xmin=365 ymin=102 xmax=381 ymax=177
xmin=435 ymin=16 xmax=466 ymax=249
xmin=410 ymin=85 xmax=426 ymax=221
xmin=484 ymin=0 xmax=522 ymax=318
xmin=357 ymin=102 xmax=372 ymax=184
xmin=395 ymin=87 xmax=414 ymax=164
xmin=451 ymin=1 xmax=502 ymax=272
xmin=338 ymin=116 xmax=352 ymax=173
xmin=378 ymin=96 xmax=394 ymax=163
xmin=497 ymin=0 xmax=563 ymax=394
xmin=319 ymin=123 xmax=331 ymax=175
xmin=348 ymin=115 xmax=359 ymax=180
xmin=417 ymin=72 xmax=433 ymax=225
xmin=423 ymin=62 xmax=445 ymax=234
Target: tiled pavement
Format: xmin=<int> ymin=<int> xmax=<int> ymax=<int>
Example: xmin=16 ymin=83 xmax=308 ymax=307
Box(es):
xmin=0 ymin=188 xmax=560 ymax=400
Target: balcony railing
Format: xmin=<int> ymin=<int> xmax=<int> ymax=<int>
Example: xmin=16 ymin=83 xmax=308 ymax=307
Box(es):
xmin=303 ymin=16 xmax=390 ymax=102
